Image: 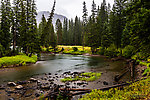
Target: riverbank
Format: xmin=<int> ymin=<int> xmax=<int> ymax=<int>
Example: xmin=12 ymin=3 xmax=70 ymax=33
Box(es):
xmin=0 ymin=54 xmax=37 ymax=68
xmin=0 ymin=65 xmax=148 ymax=100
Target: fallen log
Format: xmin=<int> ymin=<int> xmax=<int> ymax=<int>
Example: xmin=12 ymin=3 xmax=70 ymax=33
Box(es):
xmin=35 ymin=84 xmax=60 ymax=100
xmin=115 ymin=68 xmax=130 ymax=82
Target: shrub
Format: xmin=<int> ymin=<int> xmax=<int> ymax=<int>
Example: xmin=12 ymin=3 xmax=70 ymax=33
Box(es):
xmin=132 ymin=52 xmax=148 ymax=60
xmin=97 ymin=47 xmax=105 ymax=55
xmin=122 ymin=45 xmax=135 ymax=58
xmin=72 ymin=47 xmax=78 ymax=51
xmin=104 ymin=44 xmax=118 ymax=57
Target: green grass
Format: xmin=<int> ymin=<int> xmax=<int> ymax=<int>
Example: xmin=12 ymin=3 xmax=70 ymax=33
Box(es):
xmin=61 ymin=72 xmax=101 ymax=82
xmin=80 ymin=77 xmax=150 ymax=100
xmin=0 ymin=54 xmax=37 ymax=67
xmin=41 ymin=45 xmax=92 ymax=55
xmin=59 ymin=45 xmax=91 ymax=55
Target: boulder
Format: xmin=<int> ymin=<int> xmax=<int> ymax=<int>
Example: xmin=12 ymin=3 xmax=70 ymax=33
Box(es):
xmin=41 ymin=85 xmax=50 ymax=89
xmin=30 ymin=78 xmax=37 ymax=82
xmin=8 ymin=98 xmax=15 ymax=100
xmin=15 ymin=85 xmax=23 ymax=90
xmin=8 ymin=82 xmax=17 ymax=86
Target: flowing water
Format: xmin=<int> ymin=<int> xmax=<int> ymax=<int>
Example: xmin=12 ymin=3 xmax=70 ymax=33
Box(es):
xmin=0 ymin=54 xmax=131 ymax=84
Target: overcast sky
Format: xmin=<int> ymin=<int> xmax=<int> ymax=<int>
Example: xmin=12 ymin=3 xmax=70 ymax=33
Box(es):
xmin=36 ymin=0 xmax=114 ymax=19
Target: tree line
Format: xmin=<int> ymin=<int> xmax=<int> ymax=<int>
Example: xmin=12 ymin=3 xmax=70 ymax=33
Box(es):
xmin=0 ymin=0 xmax=39 ymax=57
xmin=0 ymin=0 xmax=150 ymax=58
xmin=39 ymin=0 xmax=150 ymax=57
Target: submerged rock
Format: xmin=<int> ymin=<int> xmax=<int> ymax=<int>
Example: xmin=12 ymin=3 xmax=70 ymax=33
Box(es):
xmin=41 ymin=85 xmax=50 ymax=89
xmin=35 ymin=93 xmax=40 ymax=97
xmin=8 ymin=98 xmax=15 ymax=100
xmin=15 ymin=85 xmax=23 ymax=90
xmin=17 ymin=81 xmax=27 ymax=85
xmin=103 ymin=81 xmax=108 ymax=85
xmin=30 ymin=78 xmax=37 ymax=82
xmin=0 ymin=85 xmax=5 ymax=90
xmin=25 ymin=93 xmax=32 ymax=97
xmin=8 ymin=82 xmax=17 ymax=86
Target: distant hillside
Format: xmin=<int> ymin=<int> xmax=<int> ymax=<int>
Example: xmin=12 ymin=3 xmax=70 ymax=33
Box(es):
xmin=36 ymin=11 xmax=67 ymax=26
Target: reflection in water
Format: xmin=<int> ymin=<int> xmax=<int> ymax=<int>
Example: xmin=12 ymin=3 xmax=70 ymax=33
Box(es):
xmin=0 ymin=54 xmax=130 ymax=84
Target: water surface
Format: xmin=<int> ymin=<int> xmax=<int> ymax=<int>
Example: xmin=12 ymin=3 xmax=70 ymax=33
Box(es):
xmin=0 ymin=54 xmax=131 ymax=84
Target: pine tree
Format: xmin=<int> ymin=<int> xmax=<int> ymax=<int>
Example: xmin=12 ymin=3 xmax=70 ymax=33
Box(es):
xmin=19 ymin=0 xmax=28 ymax=54
xmin=28 ymin=0 xmax=40 ymax=55
xmin=109 ymin=0 xmax=126 ymax=49
xmin=96 ymin=0 xmax=108 ymax=47
xmin=39 ymin=14 xmax=47 ymax=39
xmin=41 ymin=0 xmax=57 ymax=49
xmin=56 ymin=19 xmax=62 ymax=45
xmin=62 ymin=18 xmax=68 ymax=45
xmin=82 ymin=1 xmax=88 ymax=50
xmin=91 ymin=0 xmax=97 ymax=22
xmin=12 ymin=0 xmax=21 ymax=52
xmin=68 ymin=19 xmax=74 ymax=45
xmin=123 ymin=0 xmax=150 ymax=54
xmin=74 ymin=16 xmax=82 ymax=45
xmin=0 ymin=0 xmax=11 ymax=51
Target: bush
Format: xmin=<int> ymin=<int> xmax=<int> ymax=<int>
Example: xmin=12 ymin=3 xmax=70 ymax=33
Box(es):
xmin=132 ymin=52 xmax=147 ymax=60
xmin=122 ymin=45 xmax=135 ymax=58
xmin=97 ymin=47 xmax=105 ymax=55
xmin=72 ymin=47 xmax=78 ymax=52
xmin=104 ymin=44 xmax=118 ymax=57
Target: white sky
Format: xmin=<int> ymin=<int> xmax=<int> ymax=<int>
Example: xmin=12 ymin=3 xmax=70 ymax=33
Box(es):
xmin=10 ymin=0 xmax=114 ymax=19
xmin=36 ymin=0 xmax=114 ymax=19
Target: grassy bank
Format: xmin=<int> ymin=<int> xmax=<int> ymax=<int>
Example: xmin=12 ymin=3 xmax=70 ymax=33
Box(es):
xmin=80 ymin=77 xmax=150 ymax=100
xmin=0 ymin=54 xmax=37 ymax=68
xmin=41 ymin=45 xmax=92 ymax=55
xmin=61 ymin=72 xmax=102 ymax=82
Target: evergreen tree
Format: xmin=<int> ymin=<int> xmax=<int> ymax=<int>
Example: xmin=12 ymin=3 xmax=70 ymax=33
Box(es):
xmin=124 ymin=0 xmax=150 ymax=54
xmin=62 ymin=18 xmax=68 ymax=45
xmin=39 ymin=14 xmax=47 ymax=39
xmin=96 ymin=0 xmax=108 ymax=47
xmin=28 ymin=0 xmax=40 ymax=55
xmin=68 ymin=19 xmax=74 ymax=45
xmin=56 ymin=19 xmax=62 ymax=45
xmin=109 ymin=0 xmax=126 ymax=49
xmin=0 ymin=0 xmax=11 ymax=51
xmin=12 ymin=0 xmax=21 ymax=53
xmin=74 ymin=16 xmax=82 ymax=45
xmin=41 ymin=0 xmax=57 ymax=49
xmin=82 ymin=1 xmax=88 ymax=49
xmin=91 ymin=0 xmax=97 ymax=22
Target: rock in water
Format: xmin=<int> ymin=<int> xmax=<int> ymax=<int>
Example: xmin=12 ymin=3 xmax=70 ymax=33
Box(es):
xmin=0 ymin=85 xmax=5 ymax=90
xmin=103 ymin=81 xmax=108 ymax=85
xmin=15 ymin=85 xmax=23 ymax=90
xmin=40 ymin=85 xmax=50 ymax=89
xmin=8 ymin=98 xmax=15 ymax=100
xmin=30 ymin=78 xmax=37 ymax=82
xmin=8 ymin=82 xmax=17 ymax=86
